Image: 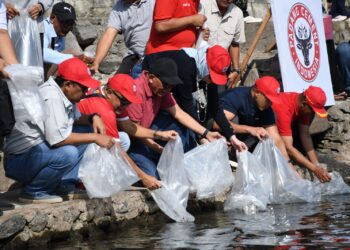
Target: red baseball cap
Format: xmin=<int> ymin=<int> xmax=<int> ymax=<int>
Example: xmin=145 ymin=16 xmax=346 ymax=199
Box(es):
xmin=304 ymin=86 xmax=328 ymax=118
xmin=108 ymin=74 xmax=142 ymax=104
xmin=206 ymin=45 xmax=231 ymax=85
xmin=58 ymin=58 xmax=100 ymax=88
xmin=255 ymin=76 xmax=282 ymax=104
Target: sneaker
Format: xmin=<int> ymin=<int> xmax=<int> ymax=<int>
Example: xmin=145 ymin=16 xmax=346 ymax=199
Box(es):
xmin=244 ymin=16 xmax=263 ymax=23
xmin=57 ymin=187 xmax=88 ymax=200
xmin=332 ymin=15 xmax=348 ymax=21
xmin=18 ymin=194 xmax=63 ymax=204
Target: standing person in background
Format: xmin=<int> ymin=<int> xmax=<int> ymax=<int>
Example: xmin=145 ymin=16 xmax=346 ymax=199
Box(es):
xmin=199 ymin=0 xmax=245 ymax=83
xmin=145 ymin=0 xmax=205 ymax=55
xmin=91 ymin=0 xmax=155 ymax=76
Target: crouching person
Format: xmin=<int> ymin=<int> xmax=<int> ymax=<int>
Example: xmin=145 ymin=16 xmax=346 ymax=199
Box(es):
xmin=3 ymin=58 xmax=114 ymax=204
xmin=78 ymin=74 xmax=178 ymax=189
xmin=126 ymin=58 xmax=222 ymax=179
xmin=218 ymin=76 xmax=289 ymax=159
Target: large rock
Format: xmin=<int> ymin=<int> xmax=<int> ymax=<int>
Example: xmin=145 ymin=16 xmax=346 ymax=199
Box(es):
xmin=0 ymin=215 xmax=26 ymax=240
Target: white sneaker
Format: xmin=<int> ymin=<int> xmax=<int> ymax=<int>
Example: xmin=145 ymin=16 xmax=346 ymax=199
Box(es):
xmin=244 ymin=16 xmax=263 ymax=23
xmin=332 ymin=15 xmax=348 ymax=21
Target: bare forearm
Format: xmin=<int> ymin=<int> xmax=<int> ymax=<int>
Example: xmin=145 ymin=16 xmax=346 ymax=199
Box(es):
xmin=54 ymin=133 xmax=96 ymax=147
xmin=155 ymin=16 xmax=194 ymax=33
xmin=140 ymin=138 xmax=163 ymax=154
xmin=118 ymin=120 xmax=156 ymax=139
xmin=172 ymin=107 xmax=205 ymax=135
xmin=286 ymin=145 xmax=317 ymax=172
xmin=93 ymin=28 xmax=118 ymax=67
xmin=229 ymin=44 xmax=240 ymax=70
xmin=0 ymin=31 xmax=18 ymax=64
xmin=229 ymin=121 xmax=253 ymax=134
xmin=121 ymin=149 xmax=148 ymax=179
xmin=300 ymin=134 xmax=319 ymax=164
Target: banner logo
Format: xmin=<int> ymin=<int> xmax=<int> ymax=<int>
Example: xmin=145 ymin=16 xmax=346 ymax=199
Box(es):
xmin=288 ymin=3 xmax=320 ymax=82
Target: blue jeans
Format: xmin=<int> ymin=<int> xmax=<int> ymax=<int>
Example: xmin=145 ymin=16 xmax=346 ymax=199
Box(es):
xmin=4 ymin=126 xmax=90 ymax=197
xmin=336 ymin=42 xmax=350 ymax=92
xmin=128 ymin=112 xmax=196 ymax=179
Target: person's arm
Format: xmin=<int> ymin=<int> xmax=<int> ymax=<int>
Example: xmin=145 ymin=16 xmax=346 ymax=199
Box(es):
xmin=264 ymin=125 xmax=290 ymax=160
xmin=0 ymin=30 xmax=18 ymax=64
xmin=54 ymin=132 xmax=114 ymax=149
xmin=74 ymin=114 xmax=106 ymax=135
xmin=117 ymin=143 xmax=161 ymax=190
xmin=91 ymin=27 xmax=118 ymax=73
xmin=118 ymin=119 xmax=177 ymax=141
xmin=43 ymin=47 xmax=74 ymax=65
xmin=167 ymin=104 xmax=222 ymax=141
xmin=281 ymin=134 xmax=331 ymax=183
xmin=228 ymin=44 xmax=240 ymax=83
xmin=154 ymin=14 xmax=206 ymax=33
xmin=299 ymin=123 xmax=319 ymax=165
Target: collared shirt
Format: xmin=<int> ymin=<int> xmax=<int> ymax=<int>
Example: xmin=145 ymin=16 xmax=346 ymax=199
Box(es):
xmin=5 ymin=0 xmax=53 ymax=32
xmin=272 ymin=92 xmax=312 ymax=136
xmin=43 ymin=18 xmax=73 ymax=64
xmin=78 ymin=87 xmax=129 ymax=139
xmin=39 ymin=78 xmax=81 ymax=146
xmin=126 ymin=71 xmax=176 ymax=128
xmin=199 ymin=0 xmax=245 ymax=50
xmin=146 ymin=0 xmax=199 ymax=55
xmin=182 ymin=45 xmax=209 ymax=80
xmin=220 ymin=87 xmax=275 ymax=127
xmin=0 ymin=0 xmax=7 ymax=30
xmin=108 ymin=0 xmax=154 ymax=57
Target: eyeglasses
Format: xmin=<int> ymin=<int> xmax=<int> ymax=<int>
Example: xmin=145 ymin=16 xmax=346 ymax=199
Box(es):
xmin=112 ymin=90 xmax=131 ymax=107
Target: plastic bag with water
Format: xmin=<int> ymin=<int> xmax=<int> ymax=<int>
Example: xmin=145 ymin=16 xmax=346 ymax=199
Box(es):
xmin=5 ymin=64 xmax=46 ymax=133
xmin=315 ymin=171 xmax=350 ymax=196
xmin=184 ymin=138 xmax=234 ymax=199
xmin=253 ymin=139 xmax=321 ymax=203
xmin=224 ymin=150 xmax=269 ymax=214
xmin=78 ymin=143 xmax=139 ymax=198
xmin=8 ymin=11 xmax=43 ymax=67
xmin=150 ymin=137 xmax=194 ymax=222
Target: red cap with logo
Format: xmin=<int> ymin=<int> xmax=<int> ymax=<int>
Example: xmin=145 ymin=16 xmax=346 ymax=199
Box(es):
xmin=255 ymin=76 xmax=282 ymax=104
xmin=108 ymin=74 xmax=142 ymax=104
xmin=58 ymin=58 xmax=100 ymax=88
xmin=206 ymin=45 xmax=231 ymax=85
xmin=304 ymin=86 xmax=328 ymax=118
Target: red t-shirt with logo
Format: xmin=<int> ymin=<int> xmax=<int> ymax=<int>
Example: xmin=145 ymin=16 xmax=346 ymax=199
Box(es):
xmin=272 ymin=92 xmax=312 ymax=136
xmin=77 ymin=88 xmax=129 ymax=139
xmin=145 ymin=0 xmax=199 ymax=55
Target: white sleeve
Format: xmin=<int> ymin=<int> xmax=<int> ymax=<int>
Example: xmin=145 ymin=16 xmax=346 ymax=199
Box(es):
xmin=43 ymin=47 xmax=74 ymax=64
xmin=0 ymin=0 xmax=7 ymax=30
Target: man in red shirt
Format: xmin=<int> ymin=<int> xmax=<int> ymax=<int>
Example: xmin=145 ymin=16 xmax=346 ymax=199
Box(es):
xmin=127 ymin=57 xmax=222 ymax=179
xmin=272 ymin=86 xmax=331 ymax=183
xmin=78 ymin=74 xmax=178 ymax=189
xmin=145 ymin=0 xmax=206 ymax=54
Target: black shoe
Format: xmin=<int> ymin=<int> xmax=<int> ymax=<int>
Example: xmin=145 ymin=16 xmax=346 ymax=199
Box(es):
xmin=0 ymin=209 xmax=3 ymax=216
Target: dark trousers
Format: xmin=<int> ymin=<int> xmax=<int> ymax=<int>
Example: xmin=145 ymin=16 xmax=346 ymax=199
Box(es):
xmin=116 ymin=54 xmax=140 ymax=75
xmin=128 ymin=112 xmax=196 ymax=179
xmin=0 ymin=80 xmax=15 ymax=150
xmin=330 ymin=0 xmax=350 ymax=17
xmin=142 ymin=50 xmax=198 ymax=121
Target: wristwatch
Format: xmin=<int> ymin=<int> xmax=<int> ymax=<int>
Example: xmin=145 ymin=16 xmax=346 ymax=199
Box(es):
xmin=232 ymin=68 xmax=241 ymax=74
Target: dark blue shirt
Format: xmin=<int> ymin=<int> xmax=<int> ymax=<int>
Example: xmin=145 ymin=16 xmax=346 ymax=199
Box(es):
xmin=219 ymin=87 xmax=275 ymax=126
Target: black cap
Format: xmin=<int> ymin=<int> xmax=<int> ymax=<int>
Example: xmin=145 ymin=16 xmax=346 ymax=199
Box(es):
xmin=148 ymin=58 xmax=183 ymax=86
xmin=52 ymin=2 xmax=76 ymax=22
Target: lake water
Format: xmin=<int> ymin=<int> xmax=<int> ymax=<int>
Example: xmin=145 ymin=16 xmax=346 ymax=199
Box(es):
xmin=51 ymin=195 xmax=350 ymax=249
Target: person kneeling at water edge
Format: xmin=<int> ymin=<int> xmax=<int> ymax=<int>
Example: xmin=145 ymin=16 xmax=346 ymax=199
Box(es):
xmin=126 ymin=58 xmax=222 ymax=179
xmin=219 ymin=76 xmax=290 ymax=160
xmin=78 ymin=74 xmax=178 ymax=189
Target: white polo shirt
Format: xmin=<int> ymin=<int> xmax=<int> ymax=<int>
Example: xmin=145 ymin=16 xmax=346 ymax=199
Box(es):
xmin=0 ymin=0 xmax=7 ymax=30
xmin=199 ymin=0 xmax=245 ymax=50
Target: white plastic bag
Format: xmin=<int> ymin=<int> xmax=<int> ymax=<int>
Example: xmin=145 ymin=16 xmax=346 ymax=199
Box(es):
xmin=315 ymin=171 xmax=350 ymax=196
xmin=253 ymin=139 xmax=321 ymax=204
xmin=150 ymin=137 xmax=194 ymax=222
xmin=78 ymin=143 xmax=139 ymax=198
xmin=8 ymin=11 xmax=43 ymax=67
xmin=184 ymin=138 xmax=234 ymax=199
xmin=5 ymin=64 xmax=46 ymax=133
xmin=224 ymin=151 xmax=269 ymax=213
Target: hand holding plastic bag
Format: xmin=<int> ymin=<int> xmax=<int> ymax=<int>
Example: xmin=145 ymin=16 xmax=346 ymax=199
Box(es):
xmin=315 ymin=171 xmax=350 ymax=196
xmin=78 ymin=143 xmax=139 ymax=198
xmin=184 ymin=138 xmax=234 ymax=199
xmin=150 ymin=136 xmax=194 ymax=222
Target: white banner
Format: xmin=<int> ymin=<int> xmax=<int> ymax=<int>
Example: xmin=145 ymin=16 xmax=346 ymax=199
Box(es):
xmin=271 ymin=0 xmax=335 ymax=106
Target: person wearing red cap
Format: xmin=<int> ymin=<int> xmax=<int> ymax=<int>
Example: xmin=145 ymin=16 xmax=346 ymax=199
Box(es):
xmin=142 ymin=45 xmax=247 ymax=151
xmin=127 ymin=57 xmax=223 ymax=179
xmin=219 ymin=76 xmax=290 ymax=159
xmin=272 ymin=86 xmax=331 ymax=183
xmin=145 ymin=0 xmax=205 ymax=55
xmin=78 ymin=74 xmax=179 ymax=189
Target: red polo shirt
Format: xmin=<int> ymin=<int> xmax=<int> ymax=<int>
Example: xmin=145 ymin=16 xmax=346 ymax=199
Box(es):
xmin=145 ymin=0 xmax=199 ymax=55
xmin=77 ymin=88 xmax=128 ymax=139
xmin=126 ymin=71 xmax=176 ymax=128
xmin=272 ymin=92 xmax=312 ymax=136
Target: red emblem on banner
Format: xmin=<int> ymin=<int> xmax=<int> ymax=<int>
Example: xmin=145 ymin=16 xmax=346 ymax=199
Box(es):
xmin=288 ymin=3 xmax=320 ymax=82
